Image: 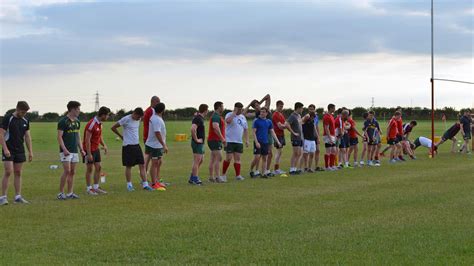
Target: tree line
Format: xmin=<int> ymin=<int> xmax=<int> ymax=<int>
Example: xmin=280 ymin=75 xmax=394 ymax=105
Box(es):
xmin=1 ymin=106 xmax=467 ymax=122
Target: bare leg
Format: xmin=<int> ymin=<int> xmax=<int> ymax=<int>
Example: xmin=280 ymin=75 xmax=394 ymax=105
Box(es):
xmin=60 ymin=162 xmax=71 ymax=193
xmin=67 ymin=163 xmax=77 ymax=194
xmin=13 ymin=163 xmax=23 ymax=196
xmin=2 ymin=161 xmax=13 ymax=196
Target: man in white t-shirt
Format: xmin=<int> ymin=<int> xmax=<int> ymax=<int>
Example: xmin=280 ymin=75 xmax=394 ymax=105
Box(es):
xmin=145 ymin=103 xmax=168 ymax=191
xmin=111 ymin=108 xmax=153 ymax=192
xmin=222 ymin=102 xmax=249 ymax=181
xmin=412 ymin=136 xmax=438 ymax=156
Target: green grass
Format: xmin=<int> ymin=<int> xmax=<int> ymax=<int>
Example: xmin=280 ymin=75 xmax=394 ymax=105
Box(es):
xmin=1 ymin=120 xmax=473 ymax=264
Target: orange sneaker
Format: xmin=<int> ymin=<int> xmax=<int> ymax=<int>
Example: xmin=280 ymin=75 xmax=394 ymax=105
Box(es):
xmin=151 ymin=183 xmax=166 ymax=191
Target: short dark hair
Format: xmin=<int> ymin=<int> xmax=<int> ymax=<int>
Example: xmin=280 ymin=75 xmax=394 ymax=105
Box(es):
xmin=154 ymin=102 xmax=166 ymax=114
xmin=133 ymin=107 xmax=144 ymax=116
xmin=328 ymin=104 xmax=335 ymax=110
xmin=199 ymin=104 xmax=208 ymax=113
xmin=368 ymin=111 xmax=375 ymax=115
xmin=363 ymin=112 xmax=369 ymax=119
xmin=16 ymin=101 xmax=30 ymax=111
xmin=98 ymin=106 xmax=111 ymax=117
xmin=260 ymin=107 xmax=268 ymax=113
xmin=234 ymin=102 xmax=244 ymax=108
xmin=295 ymin=102 xmax=304 ymax=110
xmin=67 ymin=101 xmax=81 ymax=111
xmin=464 ymin=108 xmax=471 ymax=113
xmin=410 ymin=120 xmax=417 ymax=126
xmin=276 ymin=100 xmax=284 ymax=106
xmin=308 ymin=104 xmax=315 ymax=109
xmin=214 ymin=101 xmax=223 ymax=111
xmin=394 ymin=111 xmax=401 ymax=116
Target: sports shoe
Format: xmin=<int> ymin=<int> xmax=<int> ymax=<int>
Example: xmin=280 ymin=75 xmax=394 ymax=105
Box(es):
xmin=215 ymin=176 xmax=225 ymax=183
xmin=57 ymin=192 xmax=67 ymax=200
xmin=236 ymin=175 xmax=245 ymax=181
xmin=87 ymin=189 xmax=98 ymax=196
xmin=389 ymin=159 xmax=397 ymax=164
xmin=208 ymin=177 xmax=216 ymax=183
xmin=359 ymin=161 xmax=365 ymax=166
xmin=95 ymin=187 xmax=108 ymax=194
xmin=274 ymin=169 xmax=286 ymax=175
xmin=399 ymin=156 xmax=406 ymax=162
xmin=151 ymin=183 xmax=166 ymax=191
xmin=127 ymin=185 xmax=135 ymax=192
xmin=374 ymin=162 xmax=381 ymax=167
xmin=314 ymin=167 xmax=325 ymax=172
xmin=143 ymin=185 xmax=154 ymax=191
xmin=67 ymin=193 xmax=80 ymax=199
xmin=0 ymin=197 xmax=8 ymax=206
xmin=250 ymin=171 xmax=260 ymax=178
xmin=188 ymin=176 xmax=203 ymax=185
xmin=264 ymin=171 xmax=274 ymax=178
xmin=306 ymin=168 xmax=315 ymax=173
xmin=289 ymin=171 xmax=298 ymax=175
xmin=14 ymin=197 xmax=30 ymax=204
xmin=220 ymin=175 xmax=228 ymax=183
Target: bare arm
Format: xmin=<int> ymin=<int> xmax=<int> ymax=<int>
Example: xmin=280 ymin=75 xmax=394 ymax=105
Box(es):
xmin=286 ymin=121 xmax=298 ymax=136
xmin=260 ymin=94 xmax=271 ymax=109
xmin=154 ymin=131 xmax=168 ymax=152
xmin=244 ymin=128 xmax=249 ymax=147
xmin=225 ymin=112 xmax=235 ymax=124
xmin=85 ymin=131 xmax=93 ymax=160
xmin=0 ymin=128 xmax=10 ymax=156
xmin=270 ymin=129 xmax=281 ymax=148
xmin=253 ymin=128 xmax=260 ymax=148
xmin=25 ymin=130 xmax=33 ymax=162
xmin=57 ymin=130 xmax=70 ymax=155
xmin=191 ymin=124 xmax=202 ymax=143
xmin=111 ymin=122 xmax=123 ymax=140
xmin=212 ymin=122 xmax=225 ymax=143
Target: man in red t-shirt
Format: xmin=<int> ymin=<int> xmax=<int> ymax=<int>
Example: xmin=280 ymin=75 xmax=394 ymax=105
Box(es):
xmin=143 ymin=96 xmax=160 ymax=179
xmin=387 ymin=111 xmax=402 ymax=163
xmin=323 ymin=104 xmax=337 ymax=170
xmin=208 ymin=101 xmax=226 ymax=182
xmin=83 ymin=106 xmax=110 ymax=195
xmin=272 ymin=100 xmax=286 ymax=174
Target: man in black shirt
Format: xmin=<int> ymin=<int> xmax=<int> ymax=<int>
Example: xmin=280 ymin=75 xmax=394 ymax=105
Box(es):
xmin=189 ymin=104 xmax=209 ymax=185
xmin=302 ymin=107 xmax=317 ymax=173
xmin=459 ymin=109 xmax=472 ymax=154
xmin=1 ymin=101 xmax=33 ymax=205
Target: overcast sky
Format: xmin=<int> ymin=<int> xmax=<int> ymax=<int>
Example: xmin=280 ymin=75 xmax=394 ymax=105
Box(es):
xmin=1 ymin=0 xmax=473 ymax=114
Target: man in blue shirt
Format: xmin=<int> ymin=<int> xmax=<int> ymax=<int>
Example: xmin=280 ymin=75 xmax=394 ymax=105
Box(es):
xmin=250 ymin=107 xmax=281 ymax=178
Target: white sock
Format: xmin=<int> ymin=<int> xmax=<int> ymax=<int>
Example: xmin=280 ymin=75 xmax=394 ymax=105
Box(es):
xmin=127 ymin=182 xmax=133 ymax=187
xmin=142 ymin=181 xmax=149 ymax=187
xmin=93 ymin=184 xmax=99 ymax=190
xmin=87 ymin=186 xmax=92 ymax=191
xmin=14 ymin=195 xmax=22 ymax=200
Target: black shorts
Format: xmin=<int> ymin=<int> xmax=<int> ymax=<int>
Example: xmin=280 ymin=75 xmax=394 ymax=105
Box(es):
xmin=291 ymin=139 xmax=303 ymax=147
xmin=325 ymin=143 xmax=336 ymax=148
xmin=2 ymin=150 xmax=26 ymax=163
xmin=442 ymin=133 xmax=455 ymax=142
xmin=274 ymin=135 xmax=286 ymax=148
xmin=122 ymin=144 xmax=145 ymax=167
xmin=396 ymin=135 xmax=403 ymax=142
xmin=254 ymin=142 xmax=269 ymax=156
xmin=349 ymin=137 xmax=359 ymax=146
xmin=387 ymin=138 xmax=399 ymax=145
xmin=463 ymin=132 xmax=472 ymax=140
xmin=339 ymin=135 xmax=350 ymax=149
xmin=83 ymin=150 xmax=101 ymax=164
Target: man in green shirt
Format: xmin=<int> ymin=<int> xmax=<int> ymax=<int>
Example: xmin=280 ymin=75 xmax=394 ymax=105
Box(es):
xmin=57 ymin=101 xmax=85 ymax=200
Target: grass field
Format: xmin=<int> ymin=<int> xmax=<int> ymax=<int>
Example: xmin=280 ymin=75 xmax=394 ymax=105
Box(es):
xmin=0 ymin=120 xmax=473 ymax=264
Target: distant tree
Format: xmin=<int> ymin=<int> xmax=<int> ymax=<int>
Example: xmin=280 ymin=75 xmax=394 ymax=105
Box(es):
xmin=42 ymin=112 xmax=60 ymax=121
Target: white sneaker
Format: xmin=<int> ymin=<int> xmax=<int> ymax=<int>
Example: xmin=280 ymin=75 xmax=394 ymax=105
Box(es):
xmin=0 ymin=197 xmax=8 ymax=206
xmin=274 ymin=169 xmax=286 ymax=175
xmin=14 ymin=196 xmax=30 ymax=204
xmin=220 ymin=175 xmax=228 ymax=183
xmin=368 ymin=161 xmax=374 ymax=166
xmin=359 ymin=160 xmax=365 ymax=166
xmin=236 ymin=175 xmax=245 ymax=181
xmin=375 ymin=162 xmax=381 ymax=167
xmin=215 ymin=176 xmax=225 ymax=183
xmin=57 ymin=193 xmax=67 ymax=200
xmin=95 ymin=187 xmax=108 ymax=194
